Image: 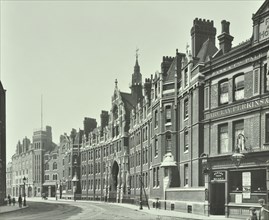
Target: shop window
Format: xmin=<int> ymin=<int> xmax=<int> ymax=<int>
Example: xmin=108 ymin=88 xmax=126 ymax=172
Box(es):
xmin=229 ymin=170 xmax=266 ymax=193
xmin=219 ymin=123 xmax=229 ymax=154
xmin=266 ymin=114 xmax=269 ymax=143
xmin=233 ymin=120 xmax=244 ymax=151
xmin=184 ymin=98 xmax=189 ymax=119
xmin=184 ymin=130 xmax=189 ymax=152
xmin=219 ymin=80 xmax=229 ymax=105
xmin=184 ymin=164 xmax=189 ymax=187
xmin=234 ymin=74 xmax=244 ymax=101
xmin=165 ymin=105 xmax=172 ymax=123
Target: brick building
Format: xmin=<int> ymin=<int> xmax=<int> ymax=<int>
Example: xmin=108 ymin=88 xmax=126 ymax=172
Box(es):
xmin=0 ymin=81 xmax=6 ymax=205
xmin=5 ymin=1 xmax=269 ymax=218
xmin=202 ymin=1 xmax=269 ymax=218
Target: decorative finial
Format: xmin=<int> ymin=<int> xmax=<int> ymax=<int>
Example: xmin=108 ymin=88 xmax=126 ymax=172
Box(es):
xmin=115 ymin=79 xmax=118 ymax=87
xmin=186 ymin=43 xmax=190 ymax=55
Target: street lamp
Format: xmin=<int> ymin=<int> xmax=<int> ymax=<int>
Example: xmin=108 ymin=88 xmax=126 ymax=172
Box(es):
xmin=23 ymin=176 xmax=26 ymax=206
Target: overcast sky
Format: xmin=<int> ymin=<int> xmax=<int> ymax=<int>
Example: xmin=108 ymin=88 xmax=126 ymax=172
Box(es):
xmin=1 ymin=0 xmax=264 ymax=163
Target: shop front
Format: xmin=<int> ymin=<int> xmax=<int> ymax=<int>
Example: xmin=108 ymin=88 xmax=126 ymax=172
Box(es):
xmin=207 ymin=153 xmax=269 ymax=219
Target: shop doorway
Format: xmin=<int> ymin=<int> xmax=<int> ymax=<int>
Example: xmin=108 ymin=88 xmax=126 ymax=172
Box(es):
xmin=210 ymin=183 xmax=225 ymax=215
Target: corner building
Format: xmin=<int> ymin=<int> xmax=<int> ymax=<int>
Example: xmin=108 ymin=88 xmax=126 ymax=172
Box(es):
xmin=202 ymin=1 xmax=269 ymax=218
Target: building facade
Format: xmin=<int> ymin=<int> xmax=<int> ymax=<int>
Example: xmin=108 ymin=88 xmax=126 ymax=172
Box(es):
xmin=11 ymin=126 xmax=55 ymax=198
xmin=6 ymin=162 xmax=12 ymax=197
xmin=0 ymin=81 xmax=6 ymax=205
xmin=202 ymin=2 xmax=269 ymax=218
xmin=6 ymin=1 xmax=269 ymax=218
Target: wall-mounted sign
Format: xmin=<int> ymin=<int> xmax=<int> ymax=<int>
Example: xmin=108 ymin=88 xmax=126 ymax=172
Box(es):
xmin=235 ymin=194 xmax=242 ymax=204
xmin=259 ymin=16 xmax=269 ymax=42
xmin=205 ymin=97 xmax=269 ymax=120
xmin=212 ymin=171 xmax=226 ymax=181
xmin=242 ymin=172 xmax=251 ymax=199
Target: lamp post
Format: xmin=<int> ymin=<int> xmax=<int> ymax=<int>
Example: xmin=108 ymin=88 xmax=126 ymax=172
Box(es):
xmin=23 ymin=176 xmax=26 ymax=206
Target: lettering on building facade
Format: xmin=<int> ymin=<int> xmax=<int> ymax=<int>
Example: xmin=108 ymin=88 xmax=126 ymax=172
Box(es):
xmin=205 ymin=97 xmax=269 ymax=120
xmin=260 ymin=16 xmax=269 ymax=42
xmin=212 ymin=53 xmax=266 ymax=76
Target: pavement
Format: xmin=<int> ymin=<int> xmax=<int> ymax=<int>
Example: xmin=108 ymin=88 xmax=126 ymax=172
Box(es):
xmin=25 ymin=197 xmax=239 ymax=220
xmin=0 ymin=204 xmax=28 ymax=214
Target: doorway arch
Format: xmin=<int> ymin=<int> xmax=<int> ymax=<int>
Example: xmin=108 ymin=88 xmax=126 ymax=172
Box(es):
xmin=111 ymin=161 xmax=119 ymax=191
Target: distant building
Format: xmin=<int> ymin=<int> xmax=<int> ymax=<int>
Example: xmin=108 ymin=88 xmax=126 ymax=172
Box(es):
xmin=11 ymin=126 xmax=55 ymax=198
xmin=6 ymin=162 xmax=12 ymax=197
xmin=0 ymin=81 xmax=6 ymax=205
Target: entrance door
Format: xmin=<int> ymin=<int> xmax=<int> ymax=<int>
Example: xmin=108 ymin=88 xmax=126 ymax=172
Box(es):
xmin=210 ymin=183 xmax=225 ymax=215
xmin=109 ymin=161 xmax=119 ymax=202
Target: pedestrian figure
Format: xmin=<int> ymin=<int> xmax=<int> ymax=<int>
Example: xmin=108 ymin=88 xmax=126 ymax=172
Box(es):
xmin=12 ymin=197 xmax=15 ymax=206
xmin=18 ymin=195 xmax=22 ymax=208
xmin=247 ymin=207 xmax=258 ymax=220
xmin=258 ymin=199 xmax=269 ymax=220
xmin=7 ymin=195 xmax=11 ymax=206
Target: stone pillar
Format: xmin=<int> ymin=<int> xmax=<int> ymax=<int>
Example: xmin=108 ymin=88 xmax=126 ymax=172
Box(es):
xmin=116 ymin=163 xmax=121 ymax=203
xmin=107 ymin=162 xmax=111 ymax=201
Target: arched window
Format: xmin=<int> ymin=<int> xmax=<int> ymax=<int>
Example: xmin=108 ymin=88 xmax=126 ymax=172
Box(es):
xmin=219 ymin=79 xmax=229 ymax=105
xmin=45 ymin=163 xmax=49 ymax=171
xmin=53 ymin=162 xmax=57 ymax=170
xmin=234 ymin=74 xmax=244 ymax=101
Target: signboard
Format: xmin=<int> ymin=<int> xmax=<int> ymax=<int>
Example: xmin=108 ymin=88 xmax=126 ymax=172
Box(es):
xmin=212 ymin=171 xmax=226 ymax=181
xmin=259 ymin=16 xmax=269 ymax=42
xmin=242 ymin=172 xmax=251 ymax=199
xmin=235 ymin=194 xmax=242 ymax=204
xmin=205 ymin=97 xmax=269 ymax=120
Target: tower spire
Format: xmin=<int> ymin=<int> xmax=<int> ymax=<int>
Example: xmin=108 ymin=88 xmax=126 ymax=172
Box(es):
xmin=136 ymin=47 xmax=139 ymax=64
xmin=41 ymin=94 xmax=43 ymax=131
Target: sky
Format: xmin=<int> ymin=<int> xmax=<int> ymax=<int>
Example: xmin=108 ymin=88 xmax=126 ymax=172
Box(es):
xmin=1 ymin=0 xmax=264 ymax=163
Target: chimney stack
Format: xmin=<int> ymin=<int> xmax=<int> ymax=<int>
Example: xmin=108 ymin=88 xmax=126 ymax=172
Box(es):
xmin=83 ymin=117 xmax=97 ymax=141
xmin=161 ymin=56 xmax=174 ymax=76
xmin=191 ymin=18 xmax=216 ymax=57
xmin=218 ymin=20 xmax=234 ymax=54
